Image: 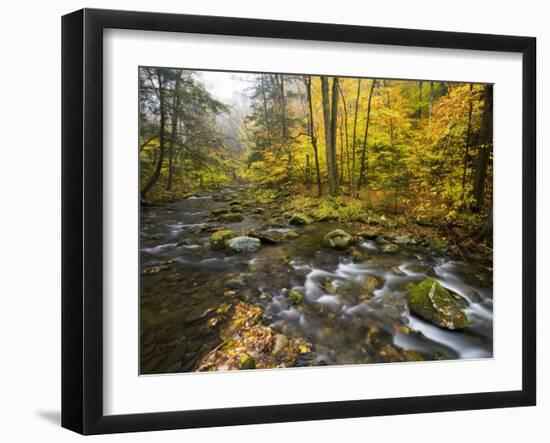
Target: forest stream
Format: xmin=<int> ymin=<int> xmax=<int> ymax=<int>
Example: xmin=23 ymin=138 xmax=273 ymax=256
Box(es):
xmin=140 ymin=185 xmax=493 ymax=374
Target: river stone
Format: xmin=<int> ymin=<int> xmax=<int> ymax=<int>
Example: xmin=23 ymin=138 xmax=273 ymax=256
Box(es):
xmin=248 ymin=230 xmax=279 ymax=244
xmin=210 ymin=207 xmax=229 ymax=216
xmin=406 ymin=279 xmax=469 ymax=330
xmin=239 ymin=353 xmax=256 ymax=370
xmin=358 ymin=225 xmax=382 ymax=239
xmin=394 ymin=234 xmax=415 ymax=245
xmin=379 ymin=241 xmax=399 ymax=253
xmin=350 ymin=246 xmax=371 ymax=262
xmin=210 ymin=230 xmax=236 ymax=250
xmin=283 ymin=231 xmax=299 ymax=240
xmin=230 ymin=205 xmax=243 ymax=213
xmin=226 ymin=236 xmax=261 ymax=253
xmin=322 ymin=229 xmax=353 ymax=250
xmin=219 ymin=212 xmax=244 ymax=223
xmin=360 ymin=275 xmax=382 ymax=300
xmin=288 ymin=214 xmax=311 ymax=226
xmin=271 ymin=334 xmax=289 ymax=355
xmin=287 ymin=290 xmax=303 ymax=305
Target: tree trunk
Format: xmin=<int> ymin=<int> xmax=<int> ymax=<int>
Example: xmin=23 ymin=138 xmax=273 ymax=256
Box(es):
xmin=460 ymin=84 xmax=474 ymax=205
xmin=141 ymin=70 xmax=166 ymax=199
xmin=472 ymin=85 xmax=493 ymax=210
xmin=475 ymin=207 xmax=493 ymax=243
xmin=350 ymin=79 xmax=361 ymax=197
xmin=330 ymin=77 xmax=340 ymax=195
xmin=358 ymin=79 xmax=376 ymax=190
xmin=167 ymin=74 xmax=181 ymax=191
xmin=417 ymin=81 xmax=423 ymax=119
xmin=305 ymin=76 xmax=322 ymax=197
xmin=321 ymin=76 xmax=339 ymax=196
xmin=338 ymin=84 xmax=350 ymax=187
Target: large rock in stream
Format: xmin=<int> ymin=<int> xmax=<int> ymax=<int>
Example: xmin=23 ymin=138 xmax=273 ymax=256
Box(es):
xmin=406 ymin=279 xmax=468 ymax=330
xmin=322 ymin=229 xmax=354 ymax=250
xmin=226 ymin=236 xmax=261 ymax=253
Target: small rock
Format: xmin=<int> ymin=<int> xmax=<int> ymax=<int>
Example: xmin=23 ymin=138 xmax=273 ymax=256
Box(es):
xmin=219 ymin=213 xmax=244 ymax=223
xmin=394 ymin=234 xmax=415 ymax=245
xmin=288 ymin=214 xmax=311 ymax=226
xmin=248 ymin=230 xmax=279 ymax=244
xmin=271 ymin=334 xmax=289 ymax=355
xmin=230 ymin=205 xmax=243 ymax=213
xmin=239 ymin=353 xmax=256 ymax=370
xmin=322 ymin=229 xmax=354 ymax=250
xmin=379 ymin=241 xmax=399 ymax=253
xmin=287 ymin=290 xmax=303 ymax=305
xmin=358 ymin=226 xmax=382 ymax=239
xmin=360 ymin=275 xmax=382 ymax=300
xmin=226 ymin=236 xmax=261 ymax=253
xmin=283 ymin=231 xmax=299 ymax=240
xmin=210 ymin=207 xmax=229 ymax=216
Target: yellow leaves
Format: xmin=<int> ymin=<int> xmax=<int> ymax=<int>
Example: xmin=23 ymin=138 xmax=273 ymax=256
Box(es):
xmin=299 ymin=344 xmax=310 ymax=354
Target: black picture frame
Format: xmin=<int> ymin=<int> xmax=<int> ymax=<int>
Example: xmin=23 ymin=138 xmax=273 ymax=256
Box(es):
xmin=62 ymin=8 xmax=537 ymax=435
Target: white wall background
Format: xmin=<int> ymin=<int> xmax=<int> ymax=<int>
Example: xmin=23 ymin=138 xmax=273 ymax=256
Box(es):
xmin=0 ymin=0 xmax=545 ymax=441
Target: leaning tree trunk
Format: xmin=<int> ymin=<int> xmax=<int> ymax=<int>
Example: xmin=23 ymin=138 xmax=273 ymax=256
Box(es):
xmin=472 ymin=85 xmax=493 ymax=211
xmin=141 ymin=70 xmax=166 ymax=199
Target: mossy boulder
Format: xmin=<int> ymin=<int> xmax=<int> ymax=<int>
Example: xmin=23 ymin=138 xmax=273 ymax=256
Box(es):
xmin=210 ymin=230 xmax=237 ymax=250
xmin=210 ymin=207 xmax=229 ymax=217
xmin=288 ymin=214 xmax=311 ymax=226
xmin=230 ymin=205 xmax=243 ymax=213
xmin=226 ymin=236 xmax=261 ymax=253
xmin=406 ymin=279 xmax=468 ymax=330
xmin=322 ymin=229 xmax=353 ymax=250
xmin=239 ymin=353 xmax=256 ymax=370
xmin=379 ymin=241 xmax=399 ymax=253
xmin=219 ymin=213 xmax=244 ymax=223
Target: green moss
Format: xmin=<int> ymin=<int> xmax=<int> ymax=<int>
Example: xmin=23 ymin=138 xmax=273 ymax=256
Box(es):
xmin=283 ymin=231 xmax=299 ymax=240
xmin=406 ymin=279 xmax=468 ymax=330
xmin=219 ymin=213 xmax=244 ymax=223
xmin=288 ymin=214 xmax=311 ymax=226
xmin=210 ymin=230 xmax=236 ymax=250
xmin=288 ymin=290 xmax=303 ymax=305
xmin=239 ymin=353 xmax=256 ymax=370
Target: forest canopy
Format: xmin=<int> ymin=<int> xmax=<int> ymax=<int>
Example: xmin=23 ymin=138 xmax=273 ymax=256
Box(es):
xmin=139 ymin=67 xmax=493 ymax=236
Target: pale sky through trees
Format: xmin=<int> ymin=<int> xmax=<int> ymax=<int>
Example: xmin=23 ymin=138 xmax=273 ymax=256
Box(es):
xmin=197 ymin=70 xmax=256 ymax=103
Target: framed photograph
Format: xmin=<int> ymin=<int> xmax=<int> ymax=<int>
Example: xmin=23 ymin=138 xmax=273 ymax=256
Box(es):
xmin=62 ymin=8 xmax=536 ymax=435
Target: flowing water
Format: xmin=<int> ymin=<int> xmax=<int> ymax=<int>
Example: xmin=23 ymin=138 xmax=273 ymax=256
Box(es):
xmin=140 ymin=187 xmax=493 ymax=374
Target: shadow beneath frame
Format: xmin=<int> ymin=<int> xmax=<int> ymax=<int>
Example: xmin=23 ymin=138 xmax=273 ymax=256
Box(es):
xmin=36 ymin=410 xmax=61 ymax=426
